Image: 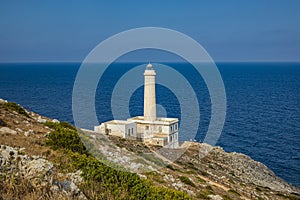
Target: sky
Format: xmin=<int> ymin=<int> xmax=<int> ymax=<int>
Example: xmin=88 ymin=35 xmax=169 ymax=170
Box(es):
xmin=0 ymin=0 xmax=299 ymax=62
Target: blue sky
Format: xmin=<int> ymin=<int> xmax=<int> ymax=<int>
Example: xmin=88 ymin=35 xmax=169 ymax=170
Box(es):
xmin=0 ymin=0 xmax=299 ymax=62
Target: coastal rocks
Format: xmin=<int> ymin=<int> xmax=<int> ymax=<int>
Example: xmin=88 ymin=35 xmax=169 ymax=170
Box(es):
xmin=210 ymin=146 xmax=300 ymax=194
xmin=0 ymin=145 xmax=87 ymax=200
xmin=24 ymin=157 xmax=53 ymax=178
xmin=179 ymin=142 xmax=300 ymax=196
xmin=89 ymin=133 xmax=160 ymax=173
xmin=163 ymin=173 xmax=195 ymax=196
xmin=52 ymin=119 xmax=59 ymax=123
xmin=0 ymin=101 xmax=52 ymax=139
xmin=37 ymin=116 xmax=47 ymax=123
xmin=0 ymin=98 xmax=7 ymax=103
xmin=67 ymin=170 xmax=84 ymax=184
xmin=208 ymin=194 xmax=223 ymax=200
xmin=0 ymin=127 xmax=17 ymax=135
xmin=24 ymin=129 xmax=34 ymax=136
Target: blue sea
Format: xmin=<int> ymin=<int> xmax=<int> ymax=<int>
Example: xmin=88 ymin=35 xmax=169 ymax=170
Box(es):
xmin=0 ymin=62 xmax=299 ymax=187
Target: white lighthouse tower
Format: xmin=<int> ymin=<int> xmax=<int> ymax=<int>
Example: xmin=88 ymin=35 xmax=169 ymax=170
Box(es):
xmin=144 ymin=63 xmax=156 ymax=121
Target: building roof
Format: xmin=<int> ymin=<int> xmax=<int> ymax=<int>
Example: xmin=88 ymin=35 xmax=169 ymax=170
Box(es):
xmin=104 ymin=120 xmax=135 ymax=125
xmin=128 ymin=116 xmax=178 ymax=125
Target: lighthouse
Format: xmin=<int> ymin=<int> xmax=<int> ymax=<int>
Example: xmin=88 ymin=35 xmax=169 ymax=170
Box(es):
xmin=143 ymin=63 xmax=156 ymax=121
xmin=95 ymin=63 xmax=179 ymax=148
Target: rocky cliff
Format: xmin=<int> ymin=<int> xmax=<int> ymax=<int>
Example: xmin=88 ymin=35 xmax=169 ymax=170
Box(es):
xmin=0 ymin=99 xmax=299 ymax=200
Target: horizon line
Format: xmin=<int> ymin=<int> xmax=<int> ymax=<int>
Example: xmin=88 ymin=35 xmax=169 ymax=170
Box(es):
xmin=1 ymin=60 xmax=300 ymax=64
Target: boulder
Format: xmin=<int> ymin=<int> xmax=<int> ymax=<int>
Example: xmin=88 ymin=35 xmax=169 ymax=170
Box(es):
xmin=52 ymin=119 xmax=59 ymax=123
xmin=0 ymin=127 xmax=17 ymax=135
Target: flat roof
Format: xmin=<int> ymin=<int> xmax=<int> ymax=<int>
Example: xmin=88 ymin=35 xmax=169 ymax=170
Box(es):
xmin=128 ymin=116 xmax=178 ymax=125
xmin=153 ymin=133 xmax=169 ymax=138
xmin=104 ymin=120 xmax=135 ymax=125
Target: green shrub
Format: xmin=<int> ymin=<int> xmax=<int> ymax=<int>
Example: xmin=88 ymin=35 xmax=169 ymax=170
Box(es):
xmin=44 ymin=121 xmax=57 ymax=129
xmin=46 ymin=122 xmax=192 ymax=200
xmin=228 ymin=179 xmax=235 ymax=184
xmin=2 ymin=102 xmax=29 ymax=117
xmin=197 ymin=189 xmax=214 ymax=199
xmin=166 ymin=164 xmax=175 ymax=170
xmin=222 ymin=195 xmax=233 ymax=200
xmin=59 ymin=121 xmax=76 ymax=130
xmin=198 ymin=177 xmax=206 ymax=184
xmin=229 ymin=189 xmax=241 ymax=196
xmin=45 ymin=122 xmax=87 ymax=155
xmin=179 ymin=176 xmax=196 ymax=187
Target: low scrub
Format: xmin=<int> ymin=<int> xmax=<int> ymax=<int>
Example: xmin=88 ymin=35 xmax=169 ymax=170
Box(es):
xmin=46 ymin=121 xmax=192 ymax=199
xmin=179 ymin=176 xmax=196 ymax=187
xmin=1 ymin=102 xmax=29 ymax=117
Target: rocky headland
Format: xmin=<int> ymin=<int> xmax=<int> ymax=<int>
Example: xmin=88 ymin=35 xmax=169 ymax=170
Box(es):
xmin=0 ymin=99 xmax=299 ymax=200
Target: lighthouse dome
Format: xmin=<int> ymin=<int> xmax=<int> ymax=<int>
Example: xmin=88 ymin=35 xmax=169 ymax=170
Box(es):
xmin=146 ymin=63 xmax=153 ymax=70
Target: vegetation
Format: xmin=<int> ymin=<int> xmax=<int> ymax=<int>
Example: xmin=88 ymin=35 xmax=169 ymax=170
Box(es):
xmin=178 ymin=176 xmax=196 ymax=187
xmin=45 ymin=122 xmax=192 ymax=199
xmin=228 ymin=179 xmax=235 ymax=184
xmin=139 ymin=153 xmax=165 ymax=167
xmin=228 ymin=189 xmax=241 ymax=196
xmin=0 ymin=118 xmax=7 ymax=126
xmin=1 ymin=102 xmax=29 ymax=117
xmin=222 ymin=195 xmax=233 ymax=200
xmin=45 ymin=122 xmax=87 ymax=155
xmin=197 ymin=177 xmax=206 ymax=184
xmin=196 ymin=189 xmax=214 ymax=199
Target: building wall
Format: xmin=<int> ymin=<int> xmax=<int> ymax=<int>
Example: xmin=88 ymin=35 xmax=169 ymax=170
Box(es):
xmin=135 ymin=122 xmax=179 ymax=147
xmin=151 ymin=137 xmax=168 ymax=146
xmin=95 ymin=120 xmax=179 ymax=148
xmin=136 ymin=123 xmax=178 ymax=135
xmin=124 ymin=123 xmax=137 ymax=138
xmin=94 ymin=121 xmax=137 ymax=139
xmin=106 ymin=123 xmax=125 ymax=138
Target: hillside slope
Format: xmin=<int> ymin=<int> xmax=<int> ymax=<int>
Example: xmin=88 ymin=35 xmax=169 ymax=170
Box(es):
xmin=0 ymin=99 xmax=299 ymax=200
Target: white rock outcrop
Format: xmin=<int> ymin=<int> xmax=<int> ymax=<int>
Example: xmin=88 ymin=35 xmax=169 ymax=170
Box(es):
xmin=0 ymin=127 xmax=17 ymax=135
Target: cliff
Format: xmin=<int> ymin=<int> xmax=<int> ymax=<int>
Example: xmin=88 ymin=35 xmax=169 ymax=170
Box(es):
xmin=0 ymin=99 xmax=299 ymax=200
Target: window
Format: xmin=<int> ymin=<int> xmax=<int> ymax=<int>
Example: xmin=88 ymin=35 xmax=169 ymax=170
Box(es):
xmin=175 ymin=124 xmax=177 ymax=130
xmin=159 ymin=126 xmax=162 ymax=132
xmin=128 ymin=128 xmax=130 ymax=136
xmin=157 ymin=141 xmax=159 ymax=144
xmin=170 ymin=135 xmax=173 ymax=142
xmin=170 ymin=126 xmax=173 ymax=132
xmin=131 ymin=128 xmax=134 ymax=134
xmin=146 ymin=126 xmax=149 ymax=130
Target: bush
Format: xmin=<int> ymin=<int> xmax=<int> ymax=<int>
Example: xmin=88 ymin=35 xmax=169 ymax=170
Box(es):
xmin=45 ymin=122 xmax=88 ymax=155
xmin=2 ymin=102 xmax=29 ymax=117
xmin=229 ymin=189 xmax=241 ymax=196
xmin=46 ymin=122 xmax=192 ymax=199
xmin=179 ymin=176 xmax=196 ymax=187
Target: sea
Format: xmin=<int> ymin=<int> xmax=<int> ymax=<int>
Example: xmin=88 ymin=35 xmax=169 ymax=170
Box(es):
xmin=0 ymin=62 xmax=299 ymax=187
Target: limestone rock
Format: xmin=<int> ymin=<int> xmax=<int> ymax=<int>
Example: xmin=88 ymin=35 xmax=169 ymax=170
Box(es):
xmin=0 ymin=127 xmax=17 ymax=135
xmin=24 ymin=129 xmax=34 ymax=136
xmin=0 ymin=98 xmax=7 ymax=103
xmin=37 ymin=116 xmax=47 ymax=123
xmin=0 ymin=145 xmax=87 ymax=200
xmin=208 ymin=194 xmax=223 ymax=200
xmin=52 ymin=119 xmax=59 ymax=123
